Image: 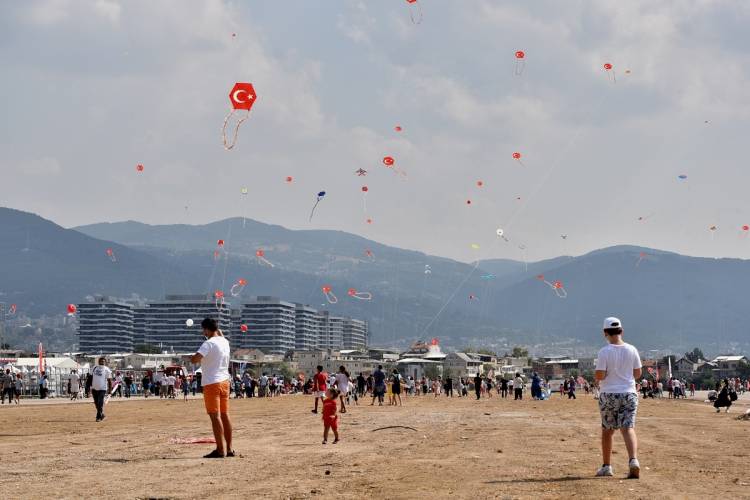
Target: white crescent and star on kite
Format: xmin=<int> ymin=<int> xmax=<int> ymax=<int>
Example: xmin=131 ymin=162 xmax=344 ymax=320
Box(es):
xmin=232 ymin=89 xmax=254 ymax=103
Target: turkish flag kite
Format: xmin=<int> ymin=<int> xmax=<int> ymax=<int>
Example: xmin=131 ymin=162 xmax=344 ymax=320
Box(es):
xmin=228 ymin=82 xmax=257 ymax=111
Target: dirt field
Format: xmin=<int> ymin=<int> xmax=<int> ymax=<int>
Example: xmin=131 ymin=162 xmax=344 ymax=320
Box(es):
xmin=1 ymin=392 xmax=749 ymax=499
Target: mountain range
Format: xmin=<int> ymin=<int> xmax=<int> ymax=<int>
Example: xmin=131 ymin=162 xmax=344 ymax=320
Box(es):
xmin=1 ymin=206 xmax=748 ymax=355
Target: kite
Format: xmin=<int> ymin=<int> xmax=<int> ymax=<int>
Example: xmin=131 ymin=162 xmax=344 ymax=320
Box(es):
xmin=470 ymin=243 xmax=480 ymax=250
xmin=136 ymin=164 xmax=144 ymax=173
xmin=186 ymin=319 xmax=194 ymax=327
xmin=514 ymin=50 xmax=525 ymax=76
xmin=366 ymin=218 xmax=373 ymax=224
xmin=348 ymin=288 xmax=373 ymax=301
xmin=67 ymin=304 xmax=77 ymax=315
xmin=394 ymin=125 xmax=403 ymax=132
xmin=214 ymin=239 xmax=226 ymax=261
xmin=105 ymin=248 xmax=117 ymax=262
xmin=678 ymin=174 xmax=687 ymax=180
xmin=635 ymin=252 xmax=647 ymax=267
xmin=469 ymin=294 xmax=478 ymax=300
xmin=424 ymin=264 xmax=432 ymax=275
xmin=256 ymin=249 xmax=274 ymax=267
xmin=309 ymin=191 xmax=326 ymax=221
xmin=222 ymin=82 xmax=257 ymax=150
xmin=286 ymin=176 xmax=294 ymax=183
xmin=382 ymin=156 xmax=406 ymax=177
xmin=230 ymin=278 xmax=247 ymax=297
xmin=241 ymin=187 xmax=248 ymax=195
xmin=512 ymin=152 xmax=524 ymax=166
xmin=466 ymin=199 xmax=472 ymax=205
xmin=322 ymin=285 xmax=338 ymax=304
xmin=476 ymin=180 xmax=484 ymax=187
xmin=496 ymin=228 xmax=509 ymax=242
xmin=536 ymin=274 xmax=567 ymax=298
xmin=405 ymin=0 xmax=422 ymax=24
xmin=240 ymin=324 xmax=248 ymax=333
xmin=364 ymin=249 xmax=374 ymax=260
xmin=603 ymin=63 xmax=616 ymax=83
xmin=480 ymin=274 xmax=495 ymax=280
xmin=214 ymin=290 xmax=225 ymax=310
xmin=8 ymin=304 xmax=16 ymax=315
xmin=361 ymin=185 xmax=369 ymax=212
xmin=355 ymin=168 xmax=368 ymax=176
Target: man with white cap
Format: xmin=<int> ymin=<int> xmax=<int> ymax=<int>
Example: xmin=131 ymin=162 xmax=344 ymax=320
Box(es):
xmin=594 ymin=317 xmax=642 ymax=479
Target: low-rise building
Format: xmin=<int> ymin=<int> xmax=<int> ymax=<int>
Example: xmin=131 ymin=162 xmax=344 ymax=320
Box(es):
xmin=397 ymin=358 xmax=442 ymax=381
xmin=710 ymin=355 xmax=748 ymax=379
xmin=296 ymin=349 xmax=378 ymax=378
xmin=444 ymin=352 xmax=482 ymax=378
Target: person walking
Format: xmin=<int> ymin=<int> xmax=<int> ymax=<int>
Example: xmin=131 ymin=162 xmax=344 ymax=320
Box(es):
xmin=1 ymin=369 xmax=14 ymax=404
xmin=594 ymin=317 xmax=642 ymax=479
xmin=190 ymin=318 xmax=233 ymax=459
xmin=69 ymin=369 xmax=80 ymax=401
xmin=371 ymin=365 xmax=386 ymax=406
xmin=568 ymin=376 xmax=577 ymax=399
xmin=91 ymin=357 xmax=112 ymax=422
xmin=123 ymin=372 xmax=133 ymax=398
xmin=500 ymin=377 xmax=508 ymax=398
xmin=14 ymin=373 xmax=23 ymax=404
xmin=474 ymin=372 xmax=482 ymax=400
xmin=513 ymin=373 xmax=524 ymax=400
xmin=335 ymin=366 xmax=350 ymax=413
xmin=391 ymin=369 xmax=404 ymax=406
xmin=531 ymin=373 xmax=541 ymax=400
xmin=312 ymin=366 xmax=329 ymax=414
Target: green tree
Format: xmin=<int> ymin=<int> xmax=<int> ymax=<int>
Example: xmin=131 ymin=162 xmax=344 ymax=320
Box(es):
xmin=277 ymin=362 xmax=295 ymax=382
xmin=684 ymin=348 xmax=705 ymax=363
xmin=424 ymin=363 xmax=441 ymax=380
xmin=661 ymin=355 xmax=677 ymax=369
xmin=511 ymin=346 xmax=529 ymax=358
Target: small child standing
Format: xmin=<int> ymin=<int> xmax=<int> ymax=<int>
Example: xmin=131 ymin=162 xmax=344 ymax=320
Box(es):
xmin=322 ymin=388 xmax=340 ymax=444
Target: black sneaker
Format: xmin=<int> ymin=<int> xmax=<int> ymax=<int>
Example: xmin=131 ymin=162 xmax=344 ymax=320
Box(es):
xmin=226 ymin=450 xmax=236 ymax=457
xmin=203 ymin=449 xmax=225 ymax=459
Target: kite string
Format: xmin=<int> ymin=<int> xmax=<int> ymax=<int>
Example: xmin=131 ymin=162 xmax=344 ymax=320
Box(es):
xmin=501 ymin=86 xmax=613 ymax=237
xmin=419 ymin=260 xmax=479 ymax=337
xmin=222 ymin=109 xmax=249 ymax=151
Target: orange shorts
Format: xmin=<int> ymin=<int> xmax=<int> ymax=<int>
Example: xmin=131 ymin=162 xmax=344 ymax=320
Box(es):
xmin=203 ymin=380 xmax=230 ymax=414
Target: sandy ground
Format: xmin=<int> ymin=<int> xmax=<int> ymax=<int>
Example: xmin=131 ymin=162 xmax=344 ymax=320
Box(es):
xmin=1 ymin=392 xmax=749 ymax=500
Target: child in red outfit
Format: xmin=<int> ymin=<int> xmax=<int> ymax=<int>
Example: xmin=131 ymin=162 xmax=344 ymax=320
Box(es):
xmin=322 ymin=388 xmax=340 ymax=444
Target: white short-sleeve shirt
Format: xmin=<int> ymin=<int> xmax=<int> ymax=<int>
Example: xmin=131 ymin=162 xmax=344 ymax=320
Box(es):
xmin=197 ymin=336 xmax=230 ymax=386
xmin=596 ymin=343 xmax=642 ymax=394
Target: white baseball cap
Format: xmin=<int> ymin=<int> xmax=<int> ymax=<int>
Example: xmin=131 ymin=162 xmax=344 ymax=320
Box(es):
xmin=603 ymin=317 xmax=623 ymax=330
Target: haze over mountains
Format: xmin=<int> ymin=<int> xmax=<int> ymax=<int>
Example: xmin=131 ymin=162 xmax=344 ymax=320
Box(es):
xmin=1 ymin=206 xmax=749 ymax=355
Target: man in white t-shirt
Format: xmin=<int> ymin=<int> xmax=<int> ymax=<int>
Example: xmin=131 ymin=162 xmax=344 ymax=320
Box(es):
xmin=190 ymin=318 xmax=233 ymax=459
xmin=335 ymin=366 xmax=350 ymax=413
xmin=594 ymin=317 xmax=642 ymax=479
xmin=69 ymin=370 xmax=80 ymax=401
xmin=91 ymin=358 xmax=112 ymax=422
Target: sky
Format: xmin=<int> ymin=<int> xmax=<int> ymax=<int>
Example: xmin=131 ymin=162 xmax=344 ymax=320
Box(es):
xmin=2 ymin=0 xmax=750 ymax=263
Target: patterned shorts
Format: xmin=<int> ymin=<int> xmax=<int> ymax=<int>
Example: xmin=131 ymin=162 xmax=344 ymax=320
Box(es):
xmin=598 ymin=393 xmax=638 ymax=429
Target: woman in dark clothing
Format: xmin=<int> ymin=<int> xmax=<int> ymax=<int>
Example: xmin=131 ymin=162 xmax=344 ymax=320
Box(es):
xmin=714 ymin=378 xmax=732 ymax=413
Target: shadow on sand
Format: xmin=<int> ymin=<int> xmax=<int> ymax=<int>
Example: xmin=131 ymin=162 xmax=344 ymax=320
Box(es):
xmin=485 ymin=476 xmax=600 ymax=485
